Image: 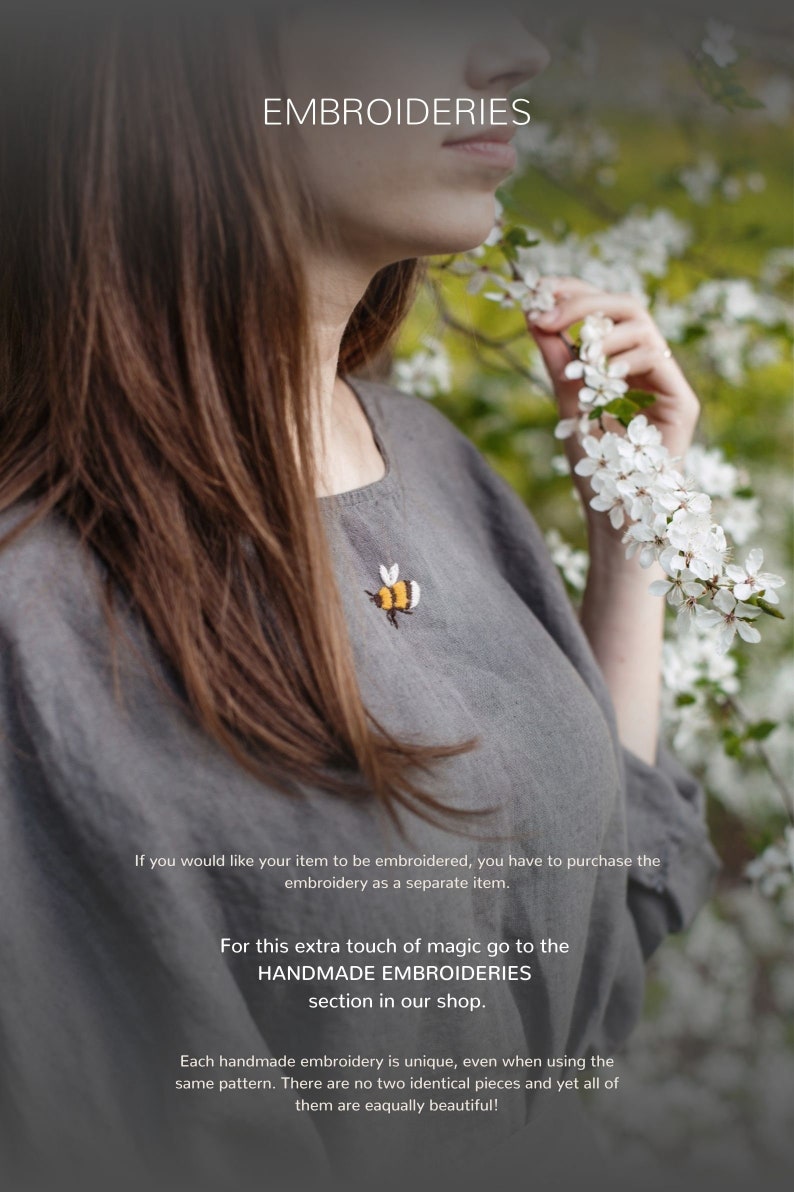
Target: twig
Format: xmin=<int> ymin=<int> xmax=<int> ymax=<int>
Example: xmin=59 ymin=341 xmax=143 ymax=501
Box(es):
xmin=723 ymin=693 xmax=794 ymax=822
xmin=428 ymin=283 xmax=554 ymax=397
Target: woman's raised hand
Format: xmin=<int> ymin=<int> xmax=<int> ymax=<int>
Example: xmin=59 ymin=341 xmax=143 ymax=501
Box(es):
xmin=526 ymin=276 xmax=701 ymax=462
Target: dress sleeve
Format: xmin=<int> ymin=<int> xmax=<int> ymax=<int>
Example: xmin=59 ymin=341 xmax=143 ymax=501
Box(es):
xmin=622 ymin=742 xmax=721 ymax=960
xmin=580 ymin=745 xmax=721 ymax=1057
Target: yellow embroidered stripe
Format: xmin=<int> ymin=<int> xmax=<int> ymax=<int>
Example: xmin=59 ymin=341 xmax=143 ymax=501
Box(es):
xmin=378 ymin=585 xmax=393 ymax=610
xmin=393 ymin=580 xmax=409 ymax=610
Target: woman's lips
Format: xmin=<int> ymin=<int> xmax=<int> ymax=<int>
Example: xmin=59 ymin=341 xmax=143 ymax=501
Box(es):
xmin=442 ymin=129 xmax=517 ymax=171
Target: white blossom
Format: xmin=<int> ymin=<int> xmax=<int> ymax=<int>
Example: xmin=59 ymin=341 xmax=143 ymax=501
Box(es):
xmin=391 ymin=336 xmax=452 ymax=399
xmin=564 ymin=359 xmax=629 ymax=408
xmin=684 ymin=445 xmax=742 ymax=499
xmin=484 ymin=265 xmax=557 ymax=318
xmin=550 ymin=312 xmax=783 ymax=652
xmin=721 ymin=496 xmax=761 ymax=546
xmin=725 ymin=548 xmax=785 ymax=604
xmin=761 ymin=246 xmax=794 ymax=288
xmin=695 ymin=590 xmax=762 ymax=654
xmin=509 ymin=208 xmax=690 ymax=303
xmin=661 ymin=511 xmax=728 ymax=581
xmin=513 ymin=119 xmax=617 ymax=178
xmin=514 ymin=266 xmax=558 ymax=317
xmin=651 ymin=296 xmax=690 ymax=342
xmin=721 ymin=176 xmax=743 ymax=203
xmin=649 ymin=572 xmax=706 ymax=610
xmin=624 ymin=515 xmax=669 ymax=568
xmin=746 ymin=339 xmax=782 ymax=369
xmin=574 ymin=432 xmax=624 ymax=480
xmin=662 ymin=618 xmax=739 ymax=698
xmin=616 ymin=415 xmax=666 ymax=470
xmin=579 ymin=311 xmax=616 ymax=350
xmin=745 ymin=828 xmax=794 ymax=898
xmin=463 ymin=265 xmax=495 ymax=295
xmin=460 ymin=213 xmax=787 ymax=674
xmin=553 ymin=417 xmax=579 ymax=441
xmin=589 ymin=476 xmax=627 ymax=530
xmin=754 ymin=74 xmax=794 ymax=124
xmin=679 ymin=154 xmax=720 ymax=205
xmin=653 ymin=480 xmax=712 ymax=518
xmin=545 ymin=529 xmax=589 ymax=592
xmin=702 ymin=20 xmax=738 ymax=69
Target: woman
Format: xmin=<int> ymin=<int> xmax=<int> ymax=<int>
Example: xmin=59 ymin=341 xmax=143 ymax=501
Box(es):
xmin=0 ymin=3 xmax=719 ymax=1190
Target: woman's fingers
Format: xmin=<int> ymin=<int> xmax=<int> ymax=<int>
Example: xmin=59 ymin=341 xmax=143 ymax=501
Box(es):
xmin=600 ymin=318 xmax=660 ymax=358
xmin=530 ymin=291 xmax=650 ymax=333
xmin=540 ymin=276 xmax=600 ymax=297
xmin=608 ymin=346 xmax=673 ymax=379
xmin=523 ymin=275 xmax=701 ymax=458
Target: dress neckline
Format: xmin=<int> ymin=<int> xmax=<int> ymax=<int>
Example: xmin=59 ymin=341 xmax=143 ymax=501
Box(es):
xmin=317 ymin=375 xmax=399 ymax=508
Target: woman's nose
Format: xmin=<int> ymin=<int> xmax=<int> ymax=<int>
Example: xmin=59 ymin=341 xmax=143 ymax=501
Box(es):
xmin=464 ymin=11 xmax=550 ymax=93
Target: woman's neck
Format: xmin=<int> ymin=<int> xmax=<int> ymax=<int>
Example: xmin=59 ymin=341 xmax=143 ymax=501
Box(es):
xmin=305 ymin=253 xmax=388 ymax=498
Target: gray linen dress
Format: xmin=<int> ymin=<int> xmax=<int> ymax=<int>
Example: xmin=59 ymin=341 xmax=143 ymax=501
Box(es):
xmin=0 ymin=378 xmax=720 ymax=1192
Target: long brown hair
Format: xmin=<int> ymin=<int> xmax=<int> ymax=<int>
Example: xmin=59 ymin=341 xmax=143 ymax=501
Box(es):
xmin=0 ymin=1 xmax=480 ymax=827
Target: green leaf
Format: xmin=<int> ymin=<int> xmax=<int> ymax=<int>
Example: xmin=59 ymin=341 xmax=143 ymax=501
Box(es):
xmin=721 ymin=730 xmax=745 ymax=759
xmin=675 ymin=693 xmax=698 ymax=707
xmin=503 ymin=227 xmax=538 ymax=250
xmin=745 ymin=720 xmax=779 ymax=741
xmin=690 ymin=53 xmax=765 ymax=112
xmin=601 ymin=397 xmax=643 ymax=427
xmin=625 ymin=389 xmax=657 ymax=409
xmin=756 ymin=598 xmax=785 ymax=619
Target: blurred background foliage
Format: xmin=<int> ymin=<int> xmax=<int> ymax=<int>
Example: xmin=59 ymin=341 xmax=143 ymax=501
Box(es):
xmin=389 ymin=15 xmax=794 ymax=1180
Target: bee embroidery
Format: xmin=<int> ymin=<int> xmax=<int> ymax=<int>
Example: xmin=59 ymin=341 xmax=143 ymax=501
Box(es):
xmin=365 ymin=563 xmax=421 ymax=630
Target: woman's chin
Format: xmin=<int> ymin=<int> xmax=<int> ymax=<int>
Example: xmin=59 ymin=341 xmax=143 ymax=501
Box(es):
xmin=407 ymin=213 xmax=502 ymax=259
